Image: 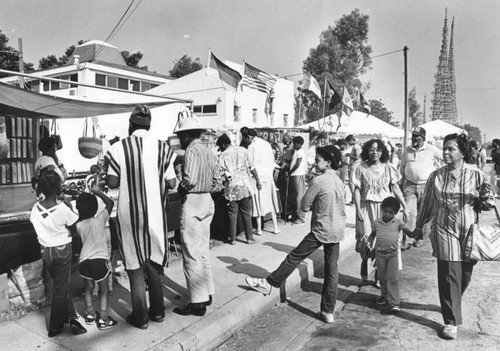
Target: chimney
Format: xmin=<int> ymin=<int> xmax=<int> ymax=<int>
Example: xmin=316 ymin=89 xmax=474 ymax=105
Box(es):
xmin=74 ymin=55 xmax=80 ymax=65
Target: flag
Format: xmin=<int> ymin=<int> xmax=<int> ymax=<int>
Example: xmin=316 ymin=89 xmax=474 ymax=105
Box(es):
xmin=327 ymin=81 xmax=342 ymax=110
xmin=265 ymin=88 xmax=275 ymax=116
xmin=299 ymin=72 xmax=321 ymax=99
xmin=359 ymin=91 xmax=371 ymax=114
xmin=241 ymin=62 xmax=276 ymax=94
xmin=209 ymin=52 xmax=242 ymax=89
xmin=341 ymin=86 xmax=353 ymax=117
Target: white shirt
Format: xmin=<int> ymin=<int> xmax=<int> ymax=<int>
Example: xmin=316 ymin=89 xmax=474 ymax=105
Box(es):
xmin=248 ymin=137 xmax=277 ymax=181
xmin=77 ymin=210 xmax=110 ymax=262
xmin=30 ymin=202 xmax=78 ymax=247
xmin=291 ymin=148 xmax=307 ymax=176
xmin=402 ymin=142 xmax=442 ymax=184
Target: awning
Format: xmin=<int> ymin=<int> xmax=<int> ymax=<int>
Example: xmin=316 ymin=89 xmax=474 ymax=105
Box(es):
xmin=0 ymin=82 xmax=177 ymax=119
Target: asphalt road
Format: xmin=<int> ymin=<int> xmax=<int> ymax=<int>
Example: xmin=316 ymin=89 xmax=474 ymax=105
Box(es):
xmin=215 ymin=208 xmax=500 ymax=351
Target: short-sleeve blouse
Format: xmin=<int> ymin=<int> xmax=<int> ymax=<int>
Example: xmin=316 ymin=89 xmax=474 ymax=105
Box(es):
xmin=351 ymin=161 xmax=401 ymax=202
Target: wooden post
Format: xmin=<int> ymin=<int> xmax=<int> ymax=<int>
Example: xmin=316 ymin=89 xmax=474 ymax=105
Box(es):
xmin=403 ymin=46 xmax=409 ymax=149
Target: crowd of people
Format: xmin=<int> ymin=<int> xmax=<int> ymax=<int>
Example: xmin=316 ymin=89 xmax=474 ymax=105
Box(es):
xmin=29 ymin=104 xmax=495 ymax=342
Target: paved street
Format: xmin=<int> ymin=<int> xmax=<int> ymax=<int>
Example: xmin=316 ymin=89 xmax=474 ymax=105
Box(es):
xmin=216 ymin=207 xmax=500 ymax=351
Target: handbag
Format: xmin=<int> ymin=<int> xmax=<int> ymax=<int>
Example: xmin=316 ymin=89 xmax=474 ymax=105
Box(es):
xmin=464 ymin=205 xmax=500 ymax=261
xmin=78 ymin=118 xmax=102 ymax=159
xmin=50 ymin=119 xmax=63 ymax=150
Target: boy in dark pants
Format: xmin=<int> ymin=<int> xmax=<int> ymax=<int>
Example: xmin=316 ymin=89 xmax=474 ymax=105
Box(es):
xmin=246 ymin=145 xmax=345 ymax=323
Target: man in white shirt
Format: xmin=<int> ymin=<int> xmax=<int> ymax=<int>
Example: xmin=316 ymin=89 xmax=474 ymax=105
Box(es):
xmin=401 ymin=127 xmax=442 ymax=249
xmin=289 ymin=136 xmax=307 ymax=224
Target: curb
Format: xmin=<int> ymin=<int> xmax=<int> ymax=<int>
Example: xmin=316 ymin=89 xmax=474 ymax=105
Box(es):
xmin=155 ymin=227 xmax=358 ymax=351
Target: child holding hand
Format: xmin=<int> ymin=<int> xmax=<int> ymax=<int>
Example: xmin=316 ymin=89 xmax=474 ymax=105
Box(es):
xmin=372 ymin=196 xmax=413 ymax=313
xmin=76 ymin=186 xmax=117 ymax=330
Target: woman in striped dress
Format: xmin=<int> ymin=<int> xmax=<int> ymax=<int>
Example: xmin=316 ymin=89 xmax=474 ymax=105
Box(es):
xmin=414 ymin=133 xmax=493 ymax=340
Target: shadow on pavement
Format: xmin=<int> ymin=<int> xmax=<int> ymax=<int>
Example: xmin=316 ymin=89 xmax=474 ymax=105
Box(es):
xmin=217 ymin=256 xmax=270 ymax=277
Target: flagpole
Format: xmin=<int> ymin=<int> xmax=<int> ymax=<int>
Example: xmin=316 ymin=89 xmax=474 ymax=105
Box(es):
xmin=320 ymin=77 xmax=327 ymax=130
xmin=298 ymin=92 xmax=302 ymax=127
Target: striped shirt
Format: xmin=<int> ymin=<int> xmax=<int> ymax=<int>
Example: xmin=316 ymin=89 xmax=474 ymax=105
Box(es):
xmin=374 ymin=217 xmax=406 ymax=254
xmin=105 ymin=129 xmax=176 ymax=270
xmin=181 ymin=139 xmax=218 ymax=193
xmin=300 ymin=169 xmax=346 ymax=243
xmin=416 ymin=163 xmax=494 ymax=261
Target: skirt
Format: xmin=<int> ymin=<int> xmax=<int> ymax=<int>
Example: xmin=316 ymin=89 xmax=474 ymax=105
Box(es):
xmin=252 ymin=179 xmax=281 ymax=217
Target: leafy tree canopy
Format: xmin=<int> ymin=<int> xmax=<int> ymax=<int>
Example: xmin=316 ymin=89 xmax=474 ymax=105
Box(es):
xmin=0 ymin=30 xmax=34 ymax=77
xmin=461 ymin=123 xmax=482 ymax=143
xmin=409 ymin=87 xmax=421 ymax=129
xmin=121 ymin=50 xmax=147 ymax=70
xmin=299 ymin=9 xmax=373 ymax=124
xmin=168 ymin=55 xmax=202 ymax=78
xmin=369 ymin=99 xmax=400 ymax=127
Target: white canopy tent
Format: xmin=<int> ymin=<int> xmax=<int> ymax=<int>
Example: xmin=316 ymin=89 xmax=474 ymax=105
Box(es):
xmin=300 ymin=111 xmax=404 ymax=140
xmin=418 ymin=119 xmax=467 ymax=139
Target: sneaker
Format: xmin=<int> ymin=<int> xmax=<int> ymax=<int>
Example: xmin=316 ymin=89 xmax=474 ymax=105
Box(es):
xmin=413 ymin=239 xmax=424 ymax=247
xmin=247 ymin=238 xmax=258 ymax=245
xmin=374 ymin=280 xmax=381 ymax=289
xmin=390 ymin=304 xmax=400 ymax=313
xmin=85 ymin=312 xmax=99 ymax=325
xmin=441 ymin=324 xmax=458 ymax=340
xmin=97 ymin=316 xmax=118 ymax=330
xmin=317 ymin=311 xmax=334 ymax=324
xmin=401 ymin=243 xmax=412 ymax=251
xmin=376 ymin=295 xmax=388 ymax=305
xmin=245 ymin=277 xmax=272 ymax=295
xmin=292 ymin=218 xmax=305 ymax=225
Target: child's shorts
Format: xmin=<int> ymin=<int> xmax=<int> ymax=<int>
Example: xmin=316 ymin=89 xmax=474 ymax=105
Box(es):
xmin=79 ymin=259 xmax=111 ymax=282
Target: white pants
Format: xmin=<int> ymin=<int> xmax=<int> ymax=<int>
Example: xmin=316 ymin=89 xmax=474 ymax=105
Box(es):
xmin=180 ymin=193 xmax=215 ymax=303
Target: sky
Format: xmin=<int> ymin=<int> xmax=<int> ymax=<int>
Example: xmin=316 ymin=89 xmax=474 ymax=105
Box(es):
xmin=1 ymin=0 xmax=500 ymax=140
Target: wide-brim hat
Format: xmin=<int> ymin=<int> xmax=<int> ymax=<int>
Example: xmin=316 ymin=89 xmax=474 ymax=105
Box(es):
xmin=174 ymin=113 xmax=206 ymax=133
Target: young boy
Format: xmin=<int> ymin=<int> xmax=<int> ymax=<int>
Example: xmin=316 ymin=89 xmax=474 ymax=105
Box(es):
xmin=76 ymin=187 xmax=118 ymax=330
xmin=289 ymin=136 xmax=307 ymax=224
xmin=373 ymin=196 xmax=413 ymax=313
xmin=246 ymin=145 xmax=345 ymax=324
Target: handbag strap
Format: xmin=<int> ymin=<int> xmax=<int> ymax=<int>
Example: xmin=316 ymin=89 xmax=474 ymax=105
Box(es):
xmin=82 ymin=118 xmax=88 ymax=138
xmin=51 ymin=119 xmax=58 ymax=134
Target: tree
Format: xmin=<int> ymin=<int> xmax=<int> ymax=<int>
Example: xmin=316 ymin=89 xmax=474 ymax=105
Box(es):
xmin=300 ymin=9 xmax=373 ymax=124
xmin=462 ymin=124 xmax=482 ymax=143
xmin=0 ymin=30 xmax=34 ymax=77
xmin=369 ymin=99 xmax=399 ymax=127
xmin=121 ymin=51 xmax=148 ymax=70
xmin=38 ymin=40 xmax=87 ymax=69
xmin=409 ymin=87 xmax=421 ymax=128
xmin=169 ymin=55 xmax=203 ymax=78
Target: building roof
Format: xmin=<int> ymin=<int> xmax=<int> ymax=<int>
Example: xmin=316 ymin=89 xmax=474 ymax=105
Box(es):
xmin=67 ymin=40 xmax=126 ymax=66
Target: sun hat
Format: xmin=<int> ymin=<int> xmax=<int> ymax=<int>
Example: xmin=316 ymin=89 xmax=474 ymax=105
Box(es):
xmin=174 ymin=111 xmax=206 ymax=133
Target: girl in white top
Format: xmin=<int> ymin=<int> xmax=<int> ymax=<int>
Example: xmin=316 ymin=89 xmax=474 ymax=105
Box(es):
xmin=30 ymin=170 xmax=87 ymax=337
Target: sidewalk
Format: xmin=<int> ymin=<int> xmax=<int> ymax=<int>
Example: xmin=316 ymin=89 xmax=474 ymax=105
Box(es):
xmin=0 ymin=204 xmax=358 ymax=351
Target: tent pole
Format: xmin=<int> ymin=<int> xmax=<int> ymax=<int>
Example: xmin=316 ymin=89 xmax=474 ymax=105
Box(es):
xmin=403 ymin=46 xmax=409 ymax=149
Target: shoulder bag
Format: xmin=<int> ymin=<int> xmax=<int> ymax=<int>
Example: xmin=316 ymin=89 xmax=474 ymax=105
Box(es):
xmin=464 ymin=205 xmax=500 ymax=261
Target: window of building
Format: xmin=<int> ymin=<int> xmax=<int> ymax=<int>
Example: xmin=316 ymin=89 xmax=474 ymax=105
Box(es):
xmin=252 ymin=109 xmax=258 ymax=124
xmin=118 ymin=78 xmax=129 ymax=90
xmin=130 ymin=80 xmax=140 ymax=92
xmin=107 ymin=76 xmax=118 ymax=88
xmin=193 ymin=105 xmax=217 ymax=115
xmin=141 ymin=82 xmax=151 ymax=92
xmin=95 ymin=74 xmax=106 ymax=87
xmin=70 ymin=74 xmax=78 ymax=88
xmin=50 ymin=81 xmax=60 ymax=91
xmin=283 ymin=114 xmax=289 ymax=127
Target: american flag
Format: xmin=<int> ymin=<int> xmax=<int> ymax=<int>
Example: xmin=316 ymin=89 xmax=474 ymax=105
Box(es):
xmin=241 ymin=62 xmax=276 ymax=94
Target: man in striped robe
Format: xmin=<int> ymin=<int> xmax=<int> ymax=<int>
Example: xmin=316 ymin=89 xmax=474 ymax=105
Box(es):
xmin=105 ymin=105 xmax=176 ymax=329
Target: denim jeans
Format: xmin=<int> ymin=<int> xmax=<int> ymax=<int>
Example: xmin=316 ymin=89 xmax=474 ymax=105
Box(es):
xmin=41 ymin=243 xmax=77 ymax=331
xmin=376 ymin=251 xmax=399 ymax=305
xmin=267 ymin=232 xmax=340 ymax=313
xmin=227 ymin=196 xmax=253 ymax=241
xmin=126 ymin=260 xmax=165 ymax=324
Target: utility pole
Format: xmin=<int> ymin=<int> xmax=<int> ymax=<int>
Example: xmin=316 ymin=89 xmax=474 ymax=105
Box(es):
xmin=403 ymin=46 xmax=409 ymax=149
xmin=18 ymin=38 xmax=24 ymax=88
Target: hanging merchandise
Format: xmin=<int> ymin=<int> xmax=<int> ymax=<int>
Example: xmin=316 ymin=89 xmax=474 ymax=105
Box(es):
xmin=50 ymin=119 xmax=63 ymax=150
xmin=0 ymin=116 xmax=9 ymax=158
xmin=78 ymin=117 xmax=102 ymax=159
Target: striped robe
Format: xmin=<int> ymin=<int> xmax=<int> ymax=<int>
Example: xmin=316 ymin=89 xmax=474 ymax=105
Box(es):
xmin=105 ymin=129 xmax=176 ymax=270
xmin=416 ymin=163 xmax=494 ymax=261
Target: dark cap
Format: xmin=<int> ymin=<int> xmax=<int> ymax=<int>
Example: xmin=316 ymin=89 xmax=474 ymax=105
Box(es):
xmin=130 ymin=105 xmax=151 ymax=127
xmin=412 ymin=126 xmax=426 ymax=138
xmin=38 ymin=136 xmax=56 ymax=153
xmin=316 ymin=145 xmax=342 ymax=170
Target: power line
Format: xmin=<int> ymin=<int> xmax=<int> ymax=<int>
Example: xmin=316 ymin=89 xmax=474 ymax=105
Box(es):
xmin=280 ymin=48 xmax=404 ymax=79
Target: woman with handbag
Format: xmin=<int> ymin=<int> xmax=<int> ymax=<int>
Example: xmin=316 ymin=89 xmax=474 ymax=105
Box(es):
xmin=413 ymin=133 xmax=494 ymax=340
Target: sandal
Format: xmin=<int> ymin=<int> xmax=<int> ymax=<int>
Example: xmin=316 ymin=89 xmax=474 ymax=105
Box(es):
xmin=85 ymin=312 xmax=99 ymax=325
xmin=97 ymin=316 xmax=118 ymax=330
